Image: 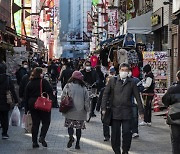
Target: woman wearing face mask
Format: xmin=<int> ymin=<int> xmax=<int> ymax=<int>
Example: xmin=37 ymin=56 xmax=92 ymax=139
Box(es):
xmin=25 ymin=67 xmax=53 ymax=148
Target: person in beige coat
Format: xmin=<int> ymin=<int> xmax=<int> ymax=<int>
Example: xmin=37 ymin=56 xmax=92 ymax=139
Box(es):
xmin=60 ymin=71 xmax=90 ymax=150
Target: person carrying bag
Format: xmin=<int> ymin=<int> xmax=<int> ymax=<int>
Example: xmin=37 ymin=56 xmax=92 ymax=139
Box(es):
xmin=25 ymin=67 xmax=53 ymax=148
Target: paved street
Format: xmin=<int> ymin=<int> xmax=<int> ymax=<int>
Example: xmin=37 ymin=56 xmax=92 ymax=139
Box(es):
xmin=0 ymin=108 xmax=172 ymax=154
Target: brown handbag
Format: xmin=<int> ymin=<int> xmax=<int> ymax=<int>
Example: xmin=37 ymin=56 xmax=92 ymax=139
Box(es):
xmin=34 ymin=79 xmax=52 ymax=112
xmin=59 ymin=84 xmax=73 ymax=113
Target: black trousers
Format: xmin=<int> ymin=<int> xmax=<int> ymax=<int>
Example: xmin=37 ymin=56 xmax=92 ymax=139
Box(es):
xmin=131 ymin=105 xmax=139 ymax=134
xmin=170 ymin=125 xmax=180 ymax=154
xmin=103 ymin=124 xmax=110 ymax=138
xmin=144 ymin=96 xmax=153 ymax=123
xmin=90 ymin=97 xmax=97 ymax=115
xmin=0 ymin=111 xmax=9 ymax=135
xmin=111 ymin=119 xmax=132 ymax=154
xmin=30 ymin=109 xmax=51 ymax=143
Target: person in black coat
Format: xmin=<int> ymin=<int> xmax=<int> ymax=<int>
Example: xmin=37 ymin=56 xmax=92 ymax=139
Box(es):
xmin=0 ymin=64 xmax=18 ymax=139
xmin=162 ymin=70 xmax=180 ymax=154
xmin=81 ymin=61 xmax=99 ymax=117
xmin=25 ymin=67 xmax=53 ymax=148
xmin=59 ymin=62 xmax=74 ymax=89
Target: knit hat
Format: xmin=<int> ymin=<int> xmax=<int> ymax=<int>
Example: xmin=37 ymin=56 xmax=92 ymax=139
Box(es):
xmin=143 ymin=64 xmax=151 ymax=73
xmin=109 ymin=66 xmax=116 ymax=73
xmin=72 ymin=71 xmax=84 ymax=80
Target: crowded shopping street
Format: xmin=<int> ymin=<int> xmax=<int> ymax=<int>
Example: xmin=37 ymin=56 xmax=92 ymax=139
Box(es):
xmin=1 ymin=0 xmax=180 ymax=154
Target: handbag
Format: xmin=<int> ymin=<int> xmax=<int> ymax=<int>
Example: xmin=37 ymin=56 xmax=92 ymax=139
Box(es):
xmin=102 ymin=77 xmax=117 ymax=126
xmin=6 ymin=76 xmax=13 ymax=105
xmin=59 ymin=84 xmax=73 ymax=113
xmin=168 ymin=103 xmax=180 ymax=121
xmin=34 ymin=79 xmax=52 ymax=112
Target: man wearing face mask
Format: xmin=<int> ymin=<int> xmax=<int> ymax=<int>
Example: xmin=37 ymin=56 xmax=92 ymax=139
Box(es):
xmin=81 ymin=61 xmax=99 ymax=117
xmin=15 ymin=61 xmax=28 ymax=85
xmin=102 ymin=63 xmax=144 ymax=154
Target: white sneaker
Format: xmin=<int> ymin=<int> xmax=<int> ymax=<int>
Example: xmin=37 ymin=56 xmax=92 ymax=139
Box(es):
xmin=147 ymin=123 xmax=151 ymax=126
xmin=132 ymin=133 xmax=139 ymax=138
xmin=139 ymin=121 xmax=147 ymax=126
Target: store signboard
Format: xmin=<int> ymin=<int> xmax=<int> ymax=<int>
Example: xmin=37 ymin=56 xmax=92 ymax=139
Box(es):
xmin=14 ymin=0 xmax=22 ymax=35
xmin=143 ymin=51 xmax=168 ymax=94
xmin=108 ymin=9 xmax=118 ymax=35
xmin=24 ymin=0 xmax=31 ymax=36
xmin=151 ymin=7 xmax=163 ymax=31
xmin=173 ymin=0 xmax=180 ymax=14
xmin=31 ymin=15 xmax=39 ymax=37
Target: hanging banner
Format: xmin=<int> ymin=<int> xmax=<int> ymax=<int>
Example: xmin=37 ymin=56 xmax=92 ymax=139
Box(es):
xmin=14 ymin=0 xmax=22 ymax=35
xmin=87 ymin=11 xmax=93 ymax=32
xmin=108 ymin=9 xmax=118 ymax=35
xmin=24 ymin=0 xmax=31 ymax=36
xmin=143 ymin=51 xmax=168 ymax=94
xmin=31 ymin=15 xmax=39 ymax=37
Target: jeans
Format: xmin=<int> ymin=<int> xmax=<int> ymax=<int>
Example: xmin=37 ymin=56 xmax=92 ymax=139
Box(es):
xmin=131 ymin=105 xmax=139 ymax=134
xmin=170 ymin=125 xmax=180 ymax=154
xmin=111 ymin=119 xmax=132 ymax=154
xmin=30 ymin=109 xmax=51 ymax=143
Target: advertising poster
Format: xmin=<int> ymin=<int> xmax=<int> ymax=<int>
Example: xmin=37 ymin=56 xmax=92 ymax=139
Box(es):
xmin=14 ymin=0 xmax=22 ymax=35
xmin=143 ymin=51 xmax=168 ymax=94
xmin=108 ymin=9 xmax=118 ymax=35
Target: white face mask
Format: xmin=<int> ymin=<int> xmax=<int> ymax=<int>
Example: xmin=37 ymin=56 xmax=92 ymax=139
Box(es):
xmin=24 ymin=65 xmax=28 ymax=69
xmin=119 ymin=71 xmax=128 ymax=79
xmin=128 ymin=71 xmax=132 ymax=77
xmin=86 ymin=66 xmax=91 ymax=71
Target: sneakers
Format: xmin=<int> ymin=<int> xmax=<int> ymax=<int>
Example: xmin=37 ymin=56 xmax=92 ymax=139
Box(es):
xmin=132 ymin=133 xmax=139 ymax=138
xmin=2 ymin=134 xmax=9 ymax=139
xmin=147 ymin=123 xmax=152 ymax=127
xmin=139 ymin=121 xmax=147 ymax=126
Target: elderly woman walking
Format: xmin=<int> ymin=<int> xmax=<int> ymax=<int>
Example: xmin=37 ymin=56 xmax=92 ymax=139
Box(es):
xmin=60 ymin=71 xmax=90 ymax=149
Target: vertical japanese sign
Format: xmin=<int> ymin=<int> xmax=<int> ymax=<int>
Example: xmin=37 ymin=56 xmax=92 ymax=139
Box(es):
xmin=87 ymin=11 xmax=93 ymax=32
xmin=31 ymin=15 xmax=39 ymax=37
xmin=108 ymin=9 xmax=118 ymax=35
xmin=143 ymin=51 xmax=168 ymax=94
xmin=14 ymin=0 xmax=22 ymax=35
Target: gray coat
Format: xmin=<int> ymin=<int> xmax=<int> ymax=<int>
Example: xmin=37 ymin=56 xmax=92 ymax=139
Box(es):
xmin=60 ymin=83 xmax=90 ymax=121
xmin=102 ymin=76 xmax=144 ymax=120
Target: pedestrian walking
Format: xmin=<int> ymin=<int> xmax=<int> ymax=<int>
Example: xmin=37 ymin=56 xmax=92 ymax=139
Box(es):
xmin=0 ymin=63 xmax=18 ymax=139
xmin=102 ymin=63 xmax=144 ymax=154
xmin=162 ymin=70 xmax=180 ymax=154
xmin=139 ymin=64 xmax=155 ymax=126
xmin=96 ymin=76 xmax=111 ymax=142
xmin=60 ymin=71 xmax=90 ymax=150
xmin=25 ymin=67 xmax=53 ymax=148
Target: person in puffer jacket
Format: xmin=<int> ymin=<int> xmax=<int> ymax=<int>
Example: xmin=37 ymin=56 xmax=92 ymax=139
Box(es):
xmin=162 ymin=70 xmax=180 ymax=154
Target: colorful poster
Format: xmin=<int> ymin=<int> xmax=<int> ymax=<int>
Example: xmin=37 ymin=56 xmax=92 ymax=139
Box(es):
xmin=24 ymin=0 xmax=31 ymax=36
xmin=126 ymin=0 xmax=136 ymax=20
xmin=143 ymin=51 xmax=168 ymax=94
xmin=108 ymin=9 xmax=118 ymax=35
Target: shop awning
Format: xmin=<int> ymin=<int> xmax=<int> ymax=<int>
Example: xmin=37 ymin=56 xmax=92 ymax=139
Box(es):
xmin=120 ymin=11 xmax=152 ymax=35
xmin=100 ymin=35 xmax=125 ymax=46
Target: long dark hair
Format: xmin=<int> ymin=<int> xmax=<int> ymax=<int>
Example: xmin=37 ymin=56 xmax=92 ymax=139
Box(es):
xmin=68 ymin=77 xmax=85 ymax=87
xmin=30 ymin=67 xmax=43 ymax=80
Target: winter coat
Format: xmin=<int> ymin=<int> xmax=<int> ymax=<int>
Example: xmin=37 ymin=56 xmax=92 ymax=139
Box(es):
xmin=81 ymin=69 xmax=99 ymax=86
xmin=162 ymin=81 xmax=180 ymax=125
xmin=19 ymin=73 xmax=30 ymax=99
xmin=25 ymin=78 xmax=53 ymax=111
xmin=117 ymin=49 xmax=128 ymax=64
xmin=0 ymin=74 xmax=18 ymax=111
xmin=15 ymin=67 xmax=28 ymax=85
xmin=60 ymin=83 xmax=90 ymax=121
xmin=102 ymin=76 xmax=144 ymax=120
xmin=59 ymin=67 xmax=74 ymax=89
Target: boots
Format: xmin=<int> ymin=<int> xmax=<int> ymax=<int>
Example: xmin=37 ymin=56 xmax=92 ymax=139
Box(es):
xmin=75 ymin=141 xmax=80 ymax=149
xmin=67 ymin=136 xmax=75 ymax=148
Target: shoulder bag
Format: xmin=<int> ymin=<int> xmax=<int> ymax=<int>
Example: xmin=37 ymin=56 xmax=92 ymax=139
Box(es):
xmin=59 ymin=84 xmax=73 ymax=113
xmin=34 ymin=79 xmax=52 ymax=112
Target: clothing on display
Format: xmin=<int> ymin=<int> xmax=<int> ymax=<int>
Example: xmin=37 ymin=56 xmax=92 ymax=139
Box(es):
xmin=117 ymin=49 xmax=128 ymax=64
xmin=127 ymin=50 xmax=139 ymax=64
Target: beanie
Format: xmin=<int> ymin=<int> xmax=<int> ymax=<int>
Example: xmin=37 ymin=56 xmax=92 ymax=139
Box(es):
xmin=72 ymin=71 xmax=84 ymax=80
